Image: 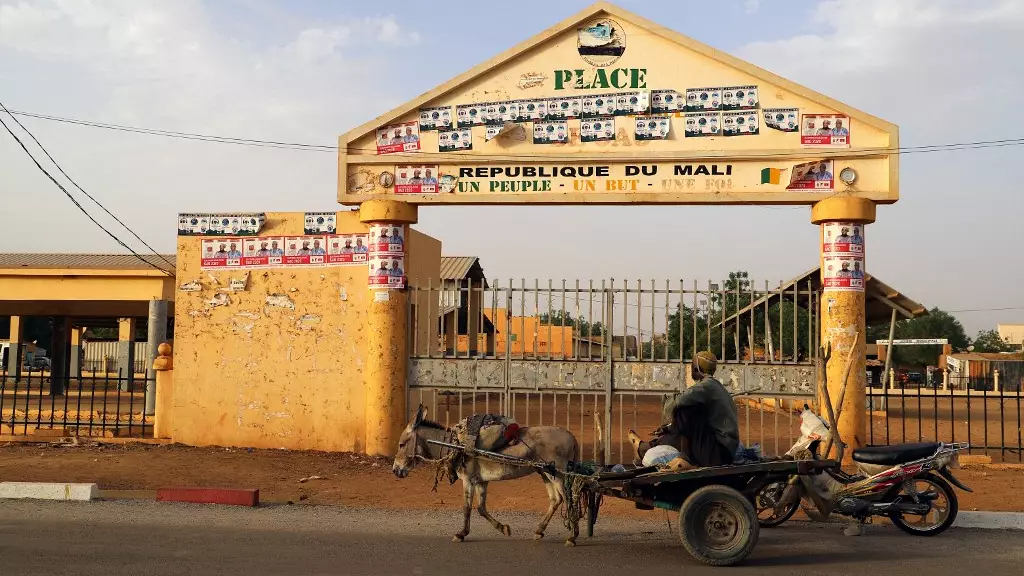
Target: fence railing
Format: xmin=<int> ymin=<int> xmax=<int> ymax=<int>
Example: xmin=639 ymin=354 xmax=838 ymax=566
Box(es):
xmin=0 ymin=369 xmax=154 ymax=438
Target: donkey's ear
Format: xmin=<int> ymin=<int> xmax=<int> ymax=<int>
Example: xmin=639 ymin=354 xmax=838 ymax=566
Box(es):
xmin=414 ymin=404 xmax=426 ymax=425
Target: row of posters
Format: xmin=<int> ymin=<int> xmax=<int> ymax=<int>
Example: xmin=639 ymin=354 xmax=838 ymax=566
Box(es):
xmin=200 ymin=234 xmax=372 ymax=269
xmin=378 ymin=111 xmax=851 ymax=154
xmin=368 ymin=224 xmax=406 ymax=289
xmin=178 ymin=213 xmax=265 ymax=236
xmin=822 ymin=221 xmax=865 ymax=292
xmin=652 ymin=85 xmax=760 ymax=113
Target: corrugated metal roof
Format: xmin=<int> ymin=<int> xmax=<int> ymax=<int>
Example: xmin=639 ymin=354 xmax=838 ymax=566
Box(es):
xmin=0 ymin=253 xmax=176 ymax=271
xmin=439 ymin=256 xmax=482 ymax=281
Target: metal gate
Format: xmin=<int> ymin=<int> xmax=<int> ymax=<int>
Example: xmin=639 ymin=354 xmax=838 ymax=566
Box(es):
xmin=407 ymin=277 xmax=818 ymax=463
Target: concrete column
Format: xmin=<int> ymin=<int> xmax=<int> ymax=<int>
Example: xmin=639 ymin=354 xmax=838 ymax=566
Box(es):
xmin=145 ymin=299 xmax=168 ymax=415
xmin=360 ymin=199 xmax=417 ymax=456
xmin=994 ymin=369 xmax=1001 ymax=393
xmin=7 ymin=315 xmax=25 ymax=382
xmin=813 ymin=197 xmax=875 ymax=461
xmin=49 ymin=316 xmax=70 ymax=396
xmin=467 ymin=283 xmax=481 ymax=357
xmin=69 ymin=327 xmax=83 ymax=380
xmin=942 ymin=369 xmax=949 ymax=391
xmin=117 ymin=317 xmax=137 ymax=392
xmin=153 ymin=342 xmax=174 ymax=439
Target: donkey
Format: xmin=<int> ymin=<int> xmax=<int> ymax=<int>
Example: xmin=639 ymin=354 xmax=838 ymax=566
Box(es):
xmin=392 ymin=405 xmax=583 ymax=546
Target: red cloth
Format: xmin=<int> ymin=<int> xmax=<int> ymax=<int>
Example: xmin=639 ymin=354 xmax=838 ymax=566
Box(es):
xmin=504 ymin=423 xmax=521 ymax=444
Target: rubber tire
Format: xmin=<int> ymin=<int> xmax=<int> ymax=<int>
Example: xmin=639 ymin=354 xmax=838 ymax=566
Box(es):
xmin=678 ymin=484 xmax=760 ymax=566
xmin=889 ymin=473 xmax=958 ymax=537
xmin=750 ymin=479 xmax=799 ymax=528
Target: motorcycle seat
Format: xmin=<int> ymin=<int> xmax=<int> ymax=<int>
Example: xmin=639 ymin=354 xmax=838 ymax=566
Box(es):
xmin=852 ymin=442 xmax=940 ymax=466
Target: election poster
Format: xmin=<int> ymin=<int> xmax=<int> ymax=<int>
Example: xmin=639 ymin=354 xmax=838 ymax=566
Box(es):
xmin=368 ymin=254 xmax=406 ymax=289
xmin=787 ymin=160 xmax=834 ymax=190
xmin=326 ymin=233 xmax=369 ymax=265
xmin=684 ymin=87 xmax=722 ymax=112
xmin=496 ymin=101 xmax=520 ymax=124
xmin=520 ymin=99 xmax=548 ymax=122
xmin=418 ymin=106 xmax=453 ymax=132
xmin=614 ymin=91 xmax=649 ymax=116
xmin=395 ymin=165 xmax=440 ymax=194
xmin=368 ymin=224 xmax=405 ymax=256
xmin=303 ymin=212 xmax=336 ymax=234
xmin=438 ymin=128 xmax=472 ymax=152
xmin=456 ymin=104 xmax=478 ymax=128
xmin=533 ymin=121 xmax=568 ymax=144
xmin=822 ymin=254 xmax=865 ymax=292
xmin=242 ymin=236 xmax=285 ymax=267
xmin=634 ymin=116 xmax=670 ymax=140
xmin=651 ymin=90 xmax=680 ymax=114
xmin=284 ymin=235 xmax=327 ymax=266
xmin=582 ymin=95 xmax=618 ymax=119
xmin=801 ymin=114 xmax=850 ymax=147
xmin=822 ymin=222 xmax=865 ymax=255
xmin=722 ymin=85 xmax=759 ymax=110
xmin=764 ymin=108 xmax=800 ymax=133
xmin=684 ymin=112 xmax=721 ymax=137
xmin=722 ymin=110 xmax=759 ymax=136
xmin=581 ymin=117 xmax=616 ymax=142
xmin=376 ymin=121 xmax=421 ymax=155
xmin=200 ymin=238 xmax=242 ymax=269
xmin=177 ymin=213 xmax=211 ymax=235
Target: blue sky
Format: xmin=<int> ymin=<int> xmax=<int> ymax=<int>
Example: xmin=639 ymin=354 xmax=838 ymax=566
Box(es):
xmin=1 ymin=0 xmax=1022 ymax=334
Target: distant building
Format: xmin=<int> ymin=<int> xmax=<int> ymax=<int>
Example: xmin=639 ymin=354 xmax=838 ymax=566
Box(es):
xmin=997 ymin=324 xmax=1024 ymax=350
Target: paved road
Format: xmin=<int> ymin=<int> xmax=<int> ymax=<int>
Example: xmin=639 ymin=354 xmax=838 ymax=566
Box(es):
xmin=2 ymin=500 xmax=1022 ymax=575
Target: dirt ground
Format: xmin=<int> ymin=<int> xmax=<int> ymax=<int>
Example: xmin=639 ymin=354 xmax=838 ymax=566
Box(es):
xmin=1 ymin=442 xmax=1022 ymax=516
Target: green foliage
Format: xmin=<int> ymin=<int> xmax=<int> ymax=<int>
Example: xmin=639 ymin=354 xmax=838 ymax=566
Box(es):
xmin=865 ymin=307 xmax=970 ymax=369
xmin=971 ymin=329 xmax=1016 ymax=353
xmin=538 ymin=310 xmax=605 ymax=337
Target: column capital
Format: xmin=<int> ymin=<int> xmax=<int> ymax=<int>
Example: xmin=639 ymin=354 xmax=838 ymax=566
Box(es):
xmin=811 ymin=197 xmax=876 ymax=225
xmin=358 ymin=199 xmax=418 ymax=224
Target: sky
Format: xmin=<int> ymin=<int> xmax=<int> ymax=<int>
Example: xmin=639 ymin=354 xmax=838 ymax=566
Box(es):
xmin=0 ymin=0 xmax=1022 ymax=335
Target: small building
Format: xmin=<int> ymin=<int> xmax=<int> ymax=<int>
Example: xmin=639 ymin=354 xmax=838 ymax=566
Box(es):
xmin=943 ymin=352 xmax=1023 ymax=392
xmin=997 ymin=324 xmax=1024 ymax=351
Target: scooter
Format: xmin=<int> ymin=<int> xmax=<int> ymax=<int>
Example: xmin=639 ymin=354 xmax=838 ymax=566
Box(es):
xmin=754 ymin=339 xmax=972 ymax=536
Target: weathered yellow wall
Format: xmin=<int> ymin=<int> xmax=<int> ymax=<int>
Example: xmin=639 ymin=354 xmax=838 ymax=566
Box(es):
xmin=171 ymin=211 xmax=440 ymax=452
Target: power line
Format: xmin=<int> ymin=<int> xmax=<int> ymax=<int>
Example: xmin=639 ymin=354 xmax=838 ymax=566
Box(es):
xmin=0 ymin=108 xmax=174 ymax=277
xmin=0 ymin=103 xmax=175 ymax=271
xmin=9 ymin=108 xmax=1024 ymax=160
xmin=945 ymin=306 xmax=1024 ymax=313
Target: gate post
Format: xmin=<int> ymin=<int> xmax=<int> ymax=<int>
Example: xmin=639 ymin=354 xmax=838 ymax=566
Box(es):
xmin=360 ymin=199 xmax=418 ymax=457
xmin=812 ymin=197 xmax=875 ymax=462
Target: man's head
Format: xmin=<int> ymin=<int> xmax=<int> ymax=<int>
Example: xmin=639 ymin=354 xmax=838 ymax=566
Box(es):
xmin=819 ymin=163 xmax=828 ymax=173
xmin=271 ymin=241 xmax=279 ymax=249
xmin=356 ymin=238 xmax=364 ymax=246
xmin=405 ymin=127 xmax=414 ymax=136
xmin=691 ymin=350 xmax=718 ymax=381
xmin=218 ymin=243 xmax=226 ymax=252
xmin=822 ymin=120 xmax=831 ymax=128
xmin=835 ymin=119 xmax=844 ymax=129
xmin=425 ymin=169 xmax=433 ymax=178
xmin=841 ymin=261 xmax=850 ymax=271
xmin=229 ymin=242 xmax=237 ymax=251
xmin=302 ymin=241 xmax=310 ymax=249
xmin=392 ymin=259 xmax=400 ymax=269
xmin=260 ymin=242 xmax=268 ymax=249
xmin=344 ymin=239 xmax=352 ymax=247
xmin=313 ymin=240 xmax=321 ymax=248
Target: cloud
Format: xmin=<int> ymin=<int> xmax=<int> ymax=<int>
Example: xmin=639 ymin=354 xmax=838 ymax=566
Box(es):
xmin=743 ymin=0 xmax=760 ymax=15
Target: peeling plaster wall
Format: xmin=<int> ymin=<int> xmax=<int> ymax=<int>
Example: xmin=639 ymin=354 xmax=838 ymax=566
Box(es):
xmin=172 ymin=211 xmax=440 ymax=452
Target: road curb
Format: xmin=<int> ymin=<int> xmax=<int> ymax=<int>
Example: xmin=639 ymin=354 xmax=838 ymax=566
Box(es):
xmin=954 ymin=511 xmax=1024 ymax=531
xmin=156 ymin=487 xmax=260 ymax=507
xmin=0 ymin=482 xmax=99 ymax=501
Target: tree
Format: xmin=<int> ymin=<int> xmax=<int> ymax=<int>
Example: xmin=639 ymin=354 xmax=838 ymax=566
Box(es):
xmin=865 ymin=307 xmax=970 ymax=369
xmin=971 ymin=329 xmax=1016 ymax=353
xmin=538 ymin=310 xmax=605 ymax=337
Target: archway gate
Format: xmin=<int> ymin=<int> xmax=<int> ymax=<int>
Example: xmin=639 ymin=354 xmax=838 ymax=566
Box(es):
xmin=337 ymin=1 xmax=898 ymax=458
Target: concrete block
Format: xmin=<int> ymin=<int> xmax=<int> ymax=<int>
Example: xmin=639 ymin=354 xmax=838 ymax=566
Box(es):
xmin=959 ymin=455 xmax=993 ymax=466
xmin=0 ymin=482 xmax=99 ymax=501
xmin=30 ymin=428 xmax=71 ymax=438
xmin=955 ymin=511 xmax=1024 ymax=531
xmin=156 ymin=487 xmax=259 ymax=507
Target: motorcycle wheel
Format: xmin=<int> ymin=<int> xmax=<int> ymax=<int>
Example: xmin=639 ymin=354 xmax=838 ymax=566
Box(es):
xmin=888 ymin=473 xmax=958 ymax=537
xmin=749 ymin=478 xmax=799 ymax=528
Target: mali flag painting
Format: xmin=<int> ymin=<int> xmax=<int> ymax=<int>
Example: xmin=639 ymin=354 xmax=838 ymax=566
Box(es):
xmin=760 ymin=167 xmax=783 ymax=184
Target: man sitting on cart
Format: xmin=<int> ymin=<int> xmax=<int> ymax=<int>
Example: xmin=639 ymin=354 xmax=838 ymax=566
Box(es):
xmin=628 ymin=351 xmax=740 ymax=470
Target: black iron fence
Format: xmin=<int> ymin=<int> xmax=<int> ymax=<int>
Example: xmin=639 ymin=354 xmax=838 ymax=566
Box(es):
xmin=0 ymin=369 xmax=154 ymax=438
xmin=867 ymin=378 xmax=1023 ymax=462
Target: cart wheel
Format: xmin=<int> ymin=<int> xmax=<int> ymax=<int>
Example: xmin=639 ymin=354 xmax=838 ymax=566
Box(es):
xmin=584 ymin=492 xmax=599 ymax=537
xmin=678 ymin=484 xmax=760 ymax=567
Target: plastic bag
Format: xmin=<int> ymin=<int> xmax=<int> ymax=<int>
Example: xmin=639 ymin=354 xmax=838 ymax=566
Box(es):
xmin=642 ymin=444 xmax=681 ymax=467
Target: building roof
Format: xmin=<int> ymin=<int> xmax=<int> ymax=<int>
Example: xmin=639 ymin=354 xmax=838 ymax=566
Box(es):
xmin=716 ymin=266 xmax=929 ymax=329
xmin=439 ymin=256 xmax=487 ymax=287
xmin=0 ymin=253 xmax=176 ymax=272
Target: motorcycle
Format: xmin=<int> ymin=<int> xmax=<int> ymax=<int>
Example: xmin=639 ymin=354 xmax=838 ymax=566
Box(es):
xmin=754 ymin=406 xmax=972 ymax=536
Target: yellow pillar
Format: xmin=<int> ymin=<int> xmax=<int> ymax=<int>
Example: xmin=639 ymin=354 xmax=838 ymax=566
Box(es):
xmin=152 ymin=342 xmax=174 ymax=439
xmin=812 ymin=197 xmax=876 ymax=461
xmin=360 ymin=199 xmax=418 ymax=456
xmin=117 ymin=317 xmax=137 ymax=391
xmin=7 ymin=315 xmax=25 ymax=381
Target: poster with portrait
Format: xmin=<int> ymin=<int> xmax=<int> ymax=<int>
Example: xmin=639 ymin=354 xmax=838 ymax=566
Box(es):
xmin=722 ymin=85 xmax=759 ymax=110
xmin=438 ymin=128 xmax=472 ymax=152
xmin=613 ymin=91 xmax=649 ymax=116
xmin=395 ymin=165 xmax=440 ymax=194
xmin=495 ymin=101 xmax=520 ymax=123
xmin=303 ymin=212 xmax=336 ymax=234
xmin=284 ymin=235 xmax=327 ymax=266
xmin=634 ymin=116 xmax=670 ymax=140
xmin=207 ymin=214 xmax=261 ymax=236
xmin=177 ymin=213 xmax=211 ymax=236
xmin=651 ymin=90 xmax=681 ymax=114
xmin=581 ymin=94 xmax=618 ymax=118
xmin=242 ymin=236 xmax=285 ymax=267
xmin=200 ymin=238 xmax=242 ymax=269
xmin=722 ymin=110 xmax=759 ymax=136
xmin=581 ymin=117 xmax=616 ymax=142
xmin=764 ymin=108 xmax=800 ymax=132
xmin=533 ymin=121 xmax=568 ymax=144
xmin=455 ymin=104 xmax=477 ymax=128
xmin=822 ymin=222 xmax=865 ymax=255
xmin=368 ymin=224 xmax=405 ymax=256
xmin=684 ymin=87 xmax=722 ymax=112
xmin=368 ymin=254 xmax=406 ymax=289
xmin=519 ymin=99 xmax=548 ymax=121
xmin=376 ymin=121 xmax=421 ymax=155
xmin=787 ymin=160 xmax=834 ymax=190
xmin=801 ymin=114 xmax=850 ymax=147
xmin=326 ymin=233 xmax=369 ymax=265
xmin=684 ymin=112 xmax=721 ymax=137
xmin=480 ymin=102 xmax=504 ymax=126
xmin=822 ymin=254 xmax=865 ymax=292
xmin=418 ymin=106 xmax=453 ymax=132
